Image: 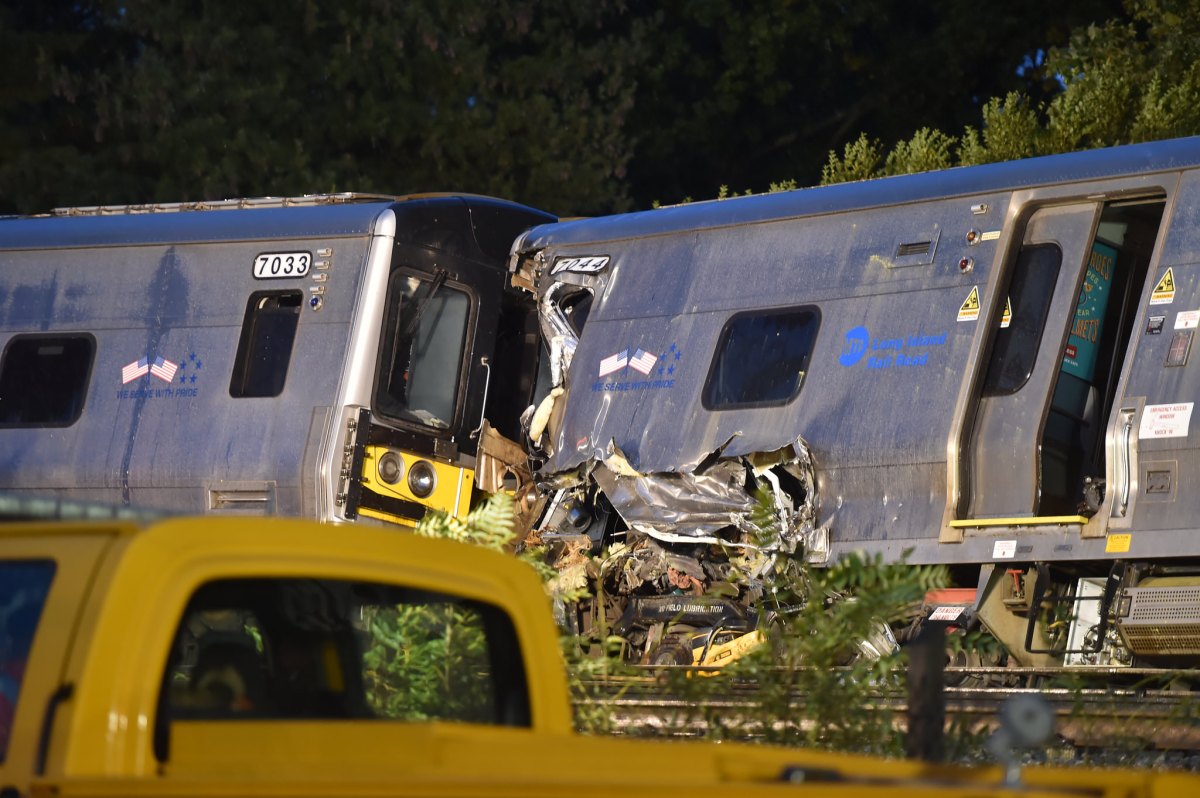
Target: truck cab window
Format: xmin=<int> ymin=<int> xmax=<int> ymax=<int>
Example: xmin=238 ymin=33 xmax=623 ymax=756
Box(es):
xmin=375 ymin=272 xmax=470 ymax=430
xmin=703 ymin=307 xmax=820 ymax=409
xmin=160 ymin=577 xmax=529 ymax=731
xmin=0 ymin=335 xmax=94 ymax=426
xmin=229 ymin=291 xmax=302 ymax=398
xmin=0 ymin=560 xmax=55 ymax=761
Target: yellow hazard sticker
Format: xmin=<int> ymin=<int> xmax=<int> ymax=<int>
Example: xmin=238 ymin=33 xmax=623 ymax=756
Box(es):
xmin=1150 ymin=267 xmax=1176 ymax=305
xmin=958 ymin=286 xmax=981 ymax=322
xmin=1105 ymin=533 xmax=1132 ymax=553
xmin=1000 ymin=296 xmax=1012 ymax=328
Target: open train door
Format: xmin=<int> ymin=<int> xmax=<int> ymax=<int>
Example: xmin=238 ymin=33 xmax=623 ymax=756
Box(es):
xmin=960 ymin=203 xmax=1103 ymax=522
xmin=956 ymin=196 xmax=1166 ymax=529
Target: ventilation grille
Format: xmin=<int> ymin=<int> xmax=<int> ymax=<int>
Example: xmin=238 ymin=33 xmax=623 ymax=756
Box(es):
xmin=1118 ymin=587 xmax=1200 ymax=654
xmin=896 ymin=241 xmax=932 ymax=257
xmin=886 ymin=229 xmax=940 ymax=268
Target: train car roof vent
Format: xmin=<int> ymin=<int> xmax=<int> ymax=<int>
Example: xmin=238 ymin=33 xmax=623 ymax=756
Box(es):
xmin=888 ymin=228 xmax=940 ymax=268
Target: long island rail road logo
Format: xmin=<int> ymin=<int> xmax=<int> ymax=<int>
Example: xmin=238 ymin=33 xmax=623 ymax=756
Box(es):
xmin=839 ymin=326 xmax=947 ymax=370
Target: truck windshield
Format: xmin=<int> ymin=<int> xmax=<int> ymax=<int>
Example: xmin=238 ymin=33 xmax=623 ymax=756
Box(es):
xmin=375 ymin=271 xmax=470 ymax=430
xmin=0 ymin=560 xmax=55 ymax=762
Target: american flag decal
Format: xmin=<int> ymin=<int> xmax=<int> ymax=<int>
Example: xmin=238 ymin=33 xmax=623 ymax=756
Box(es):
xmin=150 ymin=356 xmax=179 ymax=383
xmin=629 ymin=348 xmax=657 ymax=375
xmin=598 ymin=349 xmax=629 ymax=377
xmin=121 ymin=357 xmax=150 ymax=384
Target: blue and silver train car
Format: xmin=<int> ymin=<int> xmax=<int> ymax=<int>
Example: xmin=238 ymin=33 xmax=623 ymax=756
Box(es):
xmin=513 ymin=137 xmax=1200 ymax=668
xmin=0 ymin=193 xmax=553 ymax=528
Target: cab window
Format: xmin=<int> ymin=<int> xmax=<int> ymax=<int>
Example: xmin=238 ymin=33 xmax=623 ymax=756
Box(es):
xmin=374 ymin=272 xmax=471 ymax=430
xmin=229 ymin=291 xmax=303 ymax=398
xmin=159 ymin=577 xmax=528 ymax=731
xmin=0 ymin=560 xmax=56 ymax=762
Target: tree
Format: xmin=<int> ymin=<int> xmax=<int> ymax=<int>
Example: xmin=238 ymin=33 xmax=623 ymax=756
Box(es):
xmin=0 ymin=1 xmax=133 ymax=212
xmin=822 ymin=0 xmax=1200 ymax=184
xmin=0 ymin=1 xmax=646 ymax=216
xmin=625 ymin=0 xmax=1121 ymax=204
xmin=0 ymin=1 xmax=1130 ymax=215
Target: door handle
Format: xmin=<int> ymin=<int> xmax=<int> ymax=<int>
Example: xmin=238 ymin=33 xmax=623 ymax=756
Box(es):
xmin=1115 ymin=409 xmax=1135 ymax=517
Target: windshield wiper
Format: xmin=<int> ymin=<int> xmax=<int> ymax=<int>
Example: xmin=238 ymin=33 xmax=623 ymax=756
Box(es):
xmin=400 ymin=267 xmax=448 ymax=341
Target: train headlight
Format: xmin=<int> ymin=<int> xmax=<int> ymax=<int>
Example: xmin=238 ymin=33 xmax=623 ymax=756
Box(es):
xmin=408 ymin=461 xmax=437 ymax=498
xmin=377 ymin=451 xmax=404 ymax=484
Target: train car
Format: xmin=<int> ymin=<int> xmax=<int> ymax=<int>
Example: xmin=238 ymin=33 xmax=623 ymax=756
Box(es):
xmin=0 ymin=193 xmax=553 ymax=528
xmin=510 ymin=137 xmax=1200 ymax=669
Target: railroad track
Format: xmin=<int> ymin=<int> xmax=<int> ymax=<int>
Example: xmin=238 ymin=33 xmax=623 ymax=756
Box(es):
xmin=574 ymin=667 xmax=1200 ymax=752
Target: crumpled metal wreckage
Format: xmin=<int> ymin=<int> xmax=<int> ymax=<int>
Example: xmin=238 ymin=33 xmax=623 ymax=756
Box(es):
xmin=526 ymin=417 xmax=826 ymax=665
xmin=508 ymin=257 xmax=861 ymax=667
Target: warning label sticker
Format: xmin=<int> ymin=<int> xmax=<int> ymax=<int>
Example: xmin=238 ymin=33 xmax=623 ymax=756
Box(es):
xmin=992 ymin=540 xmax=1017 ymax=559
xmin=1139 ymin=402 xmax=1194 ymax=439
xmin=1105 ymin=533 xmax=1132 ymax=554
xmin=929 ymin=606 xmax=966 ymax=622
xmin=1176 ymin=309 xmax=1200 ymax=330
xmin=1150 ymin=267 xmax=1176 ymax=305
xmin=1000 ymin=296 xmax=1012 ymax=328
xmin=958 ymin=286 xmax=981 ymax=322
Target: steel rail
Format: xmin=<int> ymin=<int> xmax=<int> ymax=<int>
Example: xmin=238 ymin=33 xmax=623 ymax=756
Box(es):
xmin=574 ymin=668 xmax=1200 ymax=750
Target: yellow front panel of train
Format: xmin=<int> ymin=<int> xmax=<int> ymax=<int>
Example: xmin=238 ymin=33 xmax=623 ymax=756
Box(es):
xmin=357 ymin=444 xmax=474 ymax=527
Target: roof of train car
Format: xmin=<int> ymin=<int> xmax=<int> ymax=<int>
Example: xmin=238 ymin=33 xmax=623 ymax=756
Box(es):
xmin=519 ymin=136 xmax=1200 ymax=248
xmin=0 ymin=193 xmax=546 ymax=251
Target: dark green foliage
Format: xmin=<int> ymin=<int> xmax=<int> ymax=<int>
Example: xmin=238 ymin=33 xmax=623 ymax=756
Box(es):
xmin=712 ymin=552 xmax=947 ymax=754
xmin=362 ymin=602 xmax=495 ymax=722
xmin=1 ymin=2 xmax=1122 ymax=214
xmin=627 ymin=0 xmax=1119 ymax=204
xmin=360 ymin=492 xmax=515 ymax=721
xmin=823 ymin=0 xmax=1200 ymax=184
xmin=0 ymin=1 xmax=644 ymax=215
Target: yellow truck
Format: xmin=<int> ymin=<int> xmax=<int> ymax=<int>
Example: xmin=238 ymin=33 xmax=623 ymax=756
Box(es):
xmin=0 ymin=517 xmax=1195 ymax=798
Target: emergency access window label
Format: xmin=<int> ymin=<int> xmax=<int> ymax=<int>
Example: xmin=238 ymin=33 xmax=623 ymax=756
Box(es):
xmin=253 ymin=251 xmax=312 ymax=279
xmin=1139 ymin=402 xmax=1194 ymax=439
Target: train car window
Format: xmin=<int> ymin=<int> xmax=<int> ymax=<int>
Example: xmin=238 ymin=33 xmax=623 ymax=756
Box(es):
xmin=558 ymin=287 xmax=593 ymax=337
xmin=375 ymin=272 xmax=470 ymax=430
xmin=158 ymin=576 xmax=529 ymax=745
xmin=229 ymin=290 xmax=302 ymax=398
xmin=702 ymin=307 xmax=820 ymax=410
xmin=0 ymin=559 xmax=55 ymax=762
xmin=981 ymin=244 xmax=1062 ymax=395
xmin=0 ymin=334 xmax=94 ymax=427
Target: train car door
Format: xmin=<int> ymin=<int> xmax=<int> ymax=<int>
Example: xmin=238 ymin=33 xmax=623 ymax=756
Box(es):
xmin=963 ymin=203 xmax=1102 ymax=519
xmin=959 ymin=197 xmax=1166 ymax=523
